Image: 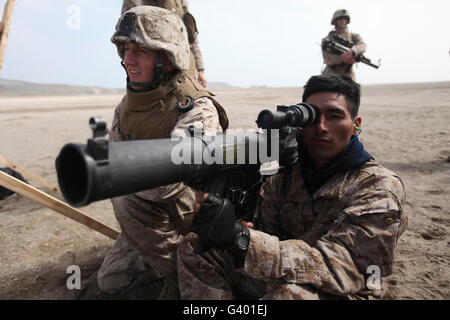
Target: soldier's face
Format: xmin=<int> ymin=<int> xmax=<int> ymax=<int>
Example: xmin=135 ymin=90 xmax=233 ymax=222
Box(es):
xmin=335 ymin=17 xmax=348 ymax=29
xmin=123 ymin=42 xmax=157 ymax=87
xmin=302 ymin=92 xmax=361 ymax=169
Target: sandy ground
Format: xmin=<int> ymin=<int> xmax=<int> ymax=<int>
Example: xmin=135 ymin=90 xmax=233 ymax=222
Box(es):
xmin=0 ymin=83 xmax=449 ymax=300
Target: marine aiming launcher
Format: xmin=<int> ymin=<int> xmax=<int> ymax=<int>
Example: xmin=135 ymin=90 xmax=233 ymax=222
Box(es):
xmin=322 ymin=34 xmax=381 ymax=69
xmin=56 ymin=104 xmax=318 ymax=226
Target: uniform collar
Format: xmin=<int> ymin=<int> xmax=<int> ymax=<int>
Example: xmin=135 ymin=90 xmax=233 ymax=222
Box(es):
xmin=125 ymin=72 xmax=184 ymax=112
xmin=300 ymin=136 xmax=374 ymax=196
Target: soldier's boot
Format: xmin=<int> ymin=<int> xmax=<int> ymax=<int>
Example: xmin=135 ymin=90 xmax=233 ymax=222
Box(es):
xmin=97 ymin=234 xmax=151 ymax=294
xmin=94 ymin=234 xmax=181 ymax=299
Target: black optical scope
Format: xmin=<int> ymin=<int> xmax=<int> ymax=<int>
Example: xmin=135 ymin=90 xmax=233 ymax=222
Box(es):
xmin=256 ymin=103 xmax=319 ymax=129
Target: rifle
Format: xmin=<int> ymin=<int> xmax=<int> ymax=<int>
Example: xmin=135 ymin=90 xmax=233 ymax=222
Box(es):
xmin=56 ymin=104 xmax=318 ymax=228
xmin=322 ymin=34 xmax=380 ymax=69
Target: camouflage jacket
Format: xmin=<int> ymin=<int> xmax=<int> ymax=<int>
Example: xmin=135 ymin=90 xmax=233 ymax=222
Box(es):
xmin=108 ymin=91 xmax=222 ymax=279
xmin=241 ymin=159 xmax=407 ymax=298
xmin=321 ymin=29 xmax=367 ymax=80
xmin=121 ymin=0 xmax=205 ymax=71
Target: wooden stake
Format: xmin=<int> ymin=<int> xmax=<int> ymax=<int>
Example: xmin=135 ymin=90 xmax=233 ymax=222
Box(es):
xmin=0 ymin=154 xmax=60 ymax=193
xmin=0 ymin=170 xmax=120 ymax=240
xmin=0 ymin=0 xmax=16 ymax=72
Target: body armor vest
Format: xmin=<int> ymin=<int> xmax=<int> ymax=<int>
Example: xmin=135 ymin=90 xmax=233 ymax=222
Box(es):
xmin=119 ymin=72 xmax=228 ymax=140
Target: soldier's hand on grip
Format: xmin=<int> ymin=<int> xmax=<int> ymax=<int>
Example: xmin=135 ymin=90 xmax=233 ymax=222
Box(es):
xmin=190 ymin=194 xmax=244 ymax=254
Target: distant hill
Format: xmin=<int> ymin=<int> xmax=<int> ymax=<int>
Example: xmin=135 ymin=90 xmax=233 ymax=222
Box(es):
xmin=207 ymin=82 xmax=237 ymax=90
xmin=0 ymin=79 xmax=124 ymax=96
xmin=0 ymin=78 xmax=237 ymax=96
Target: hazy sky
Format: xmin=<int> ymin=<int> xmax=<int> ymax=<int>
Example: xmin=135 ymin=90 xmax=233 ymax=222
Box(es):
xmin=1 ymin=0 xmax=449 ymax=88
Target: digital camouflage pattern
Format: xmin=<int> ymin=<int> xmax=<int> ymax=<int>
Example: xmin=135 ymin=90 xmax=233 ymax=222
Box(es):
xmin=121 ymin=0 xmax=205 ymax=71
xmin=331 ymin=9 xmax=351 ymax=25
xmin=321 ymin=30 xmax=367 ymax=81
xmin=99 ymin=11 xmax=225 ymax=292
xmin=122 ymin=0 xmax=187 ymax=17
xmin=97 ymin=91 xmax=223 ymax=294
xmin=112 ymin=6 xmax=191 ymax=72
xmin=177 ymin=160 xmax=408 ymax=299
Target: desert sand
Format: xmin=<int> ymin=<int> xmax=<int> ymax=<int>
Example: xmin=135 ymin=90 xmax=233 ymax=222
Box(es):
xmin=0 ymin=82 xmax=449 ymax=299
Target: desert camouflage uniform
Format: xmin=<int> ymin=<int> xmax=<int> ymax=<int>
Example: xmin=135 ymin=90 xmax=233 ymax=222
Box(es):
xmin=97 ymin=85 xmax=225 ymax=295
xmin=177 ymin=160 xmax=408 ymax=299
xmin=121 ymin=0 xmax=205 ymax=72
xmin=97 ymin=6 xmax=228 ymax=296
xmin=322 ymin=30 xmax=367 ymax=81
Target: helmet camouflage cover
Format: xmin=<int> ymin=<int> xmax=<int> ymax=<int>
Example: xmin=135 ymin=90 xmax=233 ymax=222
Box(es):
xmin=331 ymin=9 xmax=351 ymax=25
xmin=111 ymin=6 xmax=190 ymax=71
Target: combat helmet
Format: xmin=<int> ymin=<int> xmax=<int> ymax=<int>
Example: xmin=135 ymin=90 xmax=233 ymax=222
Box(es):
xmin=331 ymin=9 xmax=351 ymax=25
xmin=111 ymin=6 xmax=190 ymax=75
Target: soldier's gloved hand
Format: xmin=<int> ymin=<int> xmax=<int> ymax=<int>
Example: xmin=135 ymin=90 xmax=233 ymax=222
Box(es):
xmin=279 ymin=127 xmax=302 ymax=167
xmin=190 ymin=194 xmax=243 ymax=254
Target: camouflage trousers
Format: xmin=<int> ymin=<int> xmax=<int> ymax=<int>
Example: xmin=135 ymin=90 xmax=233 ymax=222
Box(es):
xmin=97 ymin=234 xmax=180 ymax=299
xmin=176 ymin=234 xmax=322 ymax=300
xmin=97 ymin=234 xmax=151 ymax=293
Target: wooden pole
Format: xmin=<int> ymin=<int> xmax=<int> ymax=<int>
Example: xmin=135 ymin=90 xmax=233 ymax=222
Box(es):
xmin=0 ymin=170 xmax=120 ymax=240
xmin=0 ymin=154 xmax=60 ymax=193
xmin=0 ymin=0 xmax=15 ymax=72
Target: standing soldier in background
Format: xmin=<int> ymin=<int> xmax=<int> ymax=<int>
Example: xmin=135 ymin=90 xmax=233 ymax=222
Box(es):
xmin=321 ymin=9 xmax=367 ymax=81
xmin=122 ymin=0 xmax=207 ymax=87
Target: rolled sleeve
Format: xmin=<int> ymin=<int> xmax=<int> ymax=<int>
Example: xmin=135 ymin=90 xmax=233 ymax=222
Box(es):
xmin=190 ymin=40 xmax=205 ymax=72
xmin=351 ymin=33 xmax=367 ymax=56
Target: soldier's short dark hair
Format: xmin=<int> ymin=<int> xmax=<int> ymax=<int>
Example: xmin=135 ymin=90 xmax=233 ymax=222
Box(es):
xmin=302 ymin=74 xmax=361 ymax=119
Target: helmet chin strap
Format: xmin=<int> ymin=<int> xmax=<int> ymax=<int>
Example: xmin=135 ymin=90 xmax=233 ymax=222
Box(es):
xmin=122 ymin=51 xmax=167 ymax=92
